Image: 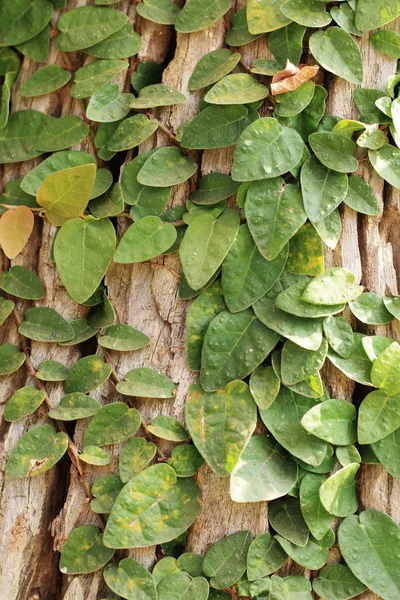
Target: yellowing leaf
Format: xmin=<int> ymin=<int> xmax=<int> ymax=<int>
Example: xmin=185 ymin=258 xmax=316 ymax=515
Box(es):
xmin=36 ymin=164 xmax=96 ymax=226
xmin=0 ymin=206 xmax=33 ymax=258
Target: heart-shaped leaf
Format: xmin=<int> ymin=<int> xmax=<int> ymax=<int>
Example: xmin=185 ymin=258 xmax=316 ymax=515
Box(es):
xmin=175 ymin=0 xmax=230 ymax=33
xmin=309 ymin=27 xmax=363 ymax=84
xmin=167 ymin=444 xmax=205 ymax=478
xmin=104 ymin=558 xmax=157 ymax=600
xmin=302 ymin=268 xmax=363 ymax=305
xmin=119 ymin=437 xmax=156 ymax=482
xmin=59 ymin=525 xmax=114 ymax=575
xmin=19 ymin=307 xmax=74 ymax=342
xmin=268 ymin=497 xmax=309 ymax=547
xmin=114 ymin=216 xmax=177 ymax=263
xmin=5 ymin=386 xmax=46 ymax=422
xmin=0 ymin=206 xmax=33 ymax=259
xmin=103 ymin=463 xmax=201 ymax=548
xmin=185 ymin=380 xmax=257 ymax=476
xmin=301 ymin=156 xmax=349 ymax=222
xmin=312 ymin=564 xmax=366 ymax=600
xmin=116 ymin=367 xmax=176 ymax=398
xmin=247 ymin=532 xmax=287 ymax=581
xmin=147 ymin=416 xmax=189 ymax=442
xmin=48 ymin=393 xmax=101 ymax=421
xmin=56 ymin=5 xmax=128 ymax=51
xmin=65 ymin=355 xmax=112 ymax=393
xmin=319 ymin=463 xmax=359 ymax=517
xmin=83 ymin=402 xmax=141 ymax=446
xmin=301 ymin=399 xmax=357 ymax=445
xmin=203 ymin=531 xmax=252 ymax=589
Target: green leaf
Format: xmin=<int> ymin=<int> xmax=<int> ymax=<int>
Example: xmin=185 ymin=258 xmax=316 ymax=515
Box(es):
xmin=281 ymin=338 xmax=327 ymax=386
xmin=349 ymin=292 xmax=393 ymax=325
xmin=180 ymin=208 xmax=239 ymax=290
xmin=0 ymin=0 xmax=52 ymax=47
xmin=301 ymin=399 xmax=357 ymax=445
xmin=280 ymin=85 xmax=328 ymax=143
xmin=104 ymin=558 xmax=157 ymax=600
xmin=299 ymin=473 xmax=334 ymax=540
xmin=58 ymin=318 xmax=98 ymax=346
xmin=354 ymin=88 xmax=388 ymax=123
xmin=89 ymin=181 xmax=123 ymax=218
xmin=323 ymin=315 xmax=354 ymax=358
xmin=200 ymin=309 xmax=279 ymax=391
xmin=358 ymin=390 xmax=400 ymax=445
xmin=328 ymin=333 xmax=373 ymax=386
xmin=371 ymin=428 xmax=400 ymax=478
xmin=5 ymin=386 xmax=45 ymax=422
xmin=309 ymin=27 xmax=363 ymax=84
xmin=312 ymin=209 xmax=341 ymax=251
xmin=21 ymin=150 xmax=95 ymax=196
xmin=121 ymin=152 xmax=172 ymax=212
xmin=276 ymin=279 xmax=346 ymax=318
xmin=268 ymin=497 xmax=309 ymax=546
xmin=6 ymin=424 xmax=68 ymax=478
xmin=330 ymin=2 xmax=362 ymax=35
xmin=152 ymin=557 xmax=180 ymax=586
xmin=249 ymin=366 xmax=280 ymax=410
xmin=251 ymin=57 xmax=282 ymax=76
xmin=98 ymin=324 xmax=150 ymax=352
xmin=130 ymin=84 xmax=185 ymax=109
xmin=0 ymin=266 xmax=44 ymax=299
xmin=286 ymin=222 xmax=324 ymax=276
xmin=249 ymin=575 xmax=291 ymax=599
xmin=274 ymin=81 xmax=316 ymax=119
xmin=339 ymin=509 xmax=400 ymax=600
xmin=59 ymin=525 xmax=114 ymax=575
xmin=357 ymin=123 xmax=388 ymax=150
xmin=247 ymin=533 xmax=287 ymax=581
xmin=175 ymin=0 xmax=230 ymax=33
xmin=275 ymin=532 xmax=331 ymax=570
xmin=116 ymin=367 xmax=176 ymax=398
xmin=185 ymin=280 xmax=226 ymax=371
xmin=136 ymin=0 xmax=181 ymax=25
xmin=36 ymin=360 xmax=68 ymax=381
xmin=336 ymin=445 xmax=361 ymax=468
xmin=138 ymin=146 xmax=198 ymax=187
xmin=302 ymin=268 xmax=363 ymax=305
xmin=246 ymin=179 xmax=306 ymax=261
xmin=226 ymin=7 xmax=262 ymax=46
xmin=34 ymin=116 xmax=89 ymax=152
xmin=0 ymin=297 xmax=13 ymax=325
xmin=65 ymin=355 xmax=112 ymax=393
xmin=0 ymin=178 xmax=38 ymax=209
xmin=222 ymin=225 xmax=288 ymax=312
xmin=84 ymin=402 xmax=141 ymax=446
xmin=0 ymin=110 xmax=53 ymax=164
xmin=119 ymin=437 xmax=156 ymax=483
xmin=369 ymin=144 xmax=400 ymax=189
xmin=80 ymin=445 xmax=111 ymax=466
xmin=158 ymin=572 xmax=209 ymax=600
xmin=176 ymin=553 xmax=204 ymax=578
xmin=190 ymin=173 xmax=239 ymax=206
xmin=205 ymin=74 xmax=268 ymax=105
xmin=383 ymin=295 xmax=400 ymax=319
xmin=285 ymin=576 xmax=313 ymax=600
xmin=147 ymin=416 xmax=189 ymax=442
xmin=37 ymin=164 xmax=96 ymax=226
xmin=254 ymin=292 xmax=323 ymax=351
xmin=300 ymin=156 xmax=348 ymax=222
xmin=297 ymin=445 xmax=335 ymax=475
xmin=86 ymin=84 xmax=133 ymax=123
xmin=355 ymin=0 xmax=400 ymax=31
xmin=269 ymin=23 xmax=306 ymax=66
xmin=18 ymin=307 xmax=73 ymax=343
xmin=167 ymin=444 xmax=205 ymax=478
xmin=371 ymin=30 xmax=400 ymax=59
xmin=54 ymin=217 xmax=116 ymax=304
xmin=343 ymin=175 xmax=381 ymax=216
xmin=312 ymin=564 xmax=366 ymax=600
xmin=232 ymin=117 xmax=304 ymax=182
xmin=230 ymin=433 xmax=298 ymax=502
xmin=15 ymin=26 xmax=50 ymax=62
xmin=114 ymin=216 xmax=176 ymax=263
xmin=85 ymin=23 xmax=141 ymax=59
xmin=90 ymin=474 xmax=124 ymax=513
xmin=319 ymin=463 xmax=359 ymax=517
xmin=202 ymin=531 xmax=252 ymax=589
xmin=71 ymin=59 xmax=129 ymax=99
xmin=260 ymin=387 xmax=329 ymax=467
xmin=371 ymin=341 xmax=400 ymax=396
xmin=0 ymin=344 xmax=25 ymax=375
xmin=56 ymin=6 xmax=128 ymax=52
xmin=106 ymin=114 xmax=158 ymax=152
xmin=280 ymin=0 xmax=332 ymax=27
xmin=188 ymin=49 xmax=240 ymax=91
xmin=103 ymin=463 xmax=201 ymax=548
xmin=309 ymin=132 xmax=358 ymax=174
xmin=20 ymin=66 xmax=71 ymax=98
xmin=131 ymin=61 xmax=163 ymax=93
xmin=247 ymin=0 xmax=292 ymax=34
xmin=48 ymin=393 xmax=101 ymax=421
xmin=185 ymin=380 xmax=257 ymax=476
xmin=180 ymin=105 xmax=252 ymax=150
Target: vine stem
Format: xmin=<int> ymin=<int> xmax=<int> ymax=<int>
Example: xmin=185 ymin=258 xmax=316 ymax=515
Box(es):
xmin=142 ymin=261 xmax=181 ymax=279
xmin=12 ymin=307 xmax=105 ymax=529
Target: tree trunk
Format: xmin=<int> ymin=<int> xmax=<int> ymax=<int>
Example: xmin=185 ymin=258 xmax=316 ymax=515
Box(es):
xmin=0 ymin=2 xmax=399 ymax=599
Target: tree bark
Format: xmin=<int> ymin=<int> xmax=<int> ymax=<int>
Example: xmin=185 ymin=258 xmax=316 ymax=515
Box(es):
xmin=0 ymin=2 xmax=399 ymax=599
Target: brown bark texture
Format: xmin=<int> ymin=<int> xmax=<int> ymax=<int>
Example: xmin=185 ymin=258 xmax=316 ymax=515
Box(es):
xmin=0 ymin=1 xmax=399 ymax=599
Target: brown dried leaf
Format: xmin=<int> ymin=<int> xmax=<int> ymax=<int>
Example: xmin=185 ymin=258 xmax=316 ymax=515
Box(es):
xmin=271 ymin=62 xmax=319 ymax=96
xmin=0 ymin=206 xmax=34 ymax=259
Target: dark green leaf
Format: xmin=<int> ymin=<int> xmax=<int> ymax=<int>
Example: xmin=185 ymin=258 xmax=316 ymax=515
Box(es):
xmin=137 ymin=146 xmax=198 ymax=187
xmin=309 ymin=27 xmax=363 ymax=84
xmin=268 ymin=497 xmax=309 ymax=547
xmin=48 ymin=393 xmax=101 ymax=421
xmin=84 ymin=402 xmax=141 ymax=446
xmin=71 ymin=60 xmax=129 ymax=99
xmin=202 ymin=531 xmax=252 ymax=589
xmin=116 ymin=367 xmax=176 ymax=398
xmin=0 ymin=266 xmax=44 ymax=299
xmin=312 ymin=564 xmax=366 ymax=600
xmin=60 ymin=525 xmax=114 ymax=575
xmin=65 ymin=355 xmax=112 ymax=393
xmin=175 ymin=0 xmax=230 ymax=33
xmin=56 ymin=6 xmax=128 ymax=52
